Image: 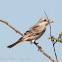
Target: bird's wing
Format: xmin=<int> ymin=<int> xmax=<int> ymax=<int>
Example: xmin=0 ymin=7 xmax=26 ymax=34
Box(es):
xmin=23 ymin=24 xmax=46 ymax=37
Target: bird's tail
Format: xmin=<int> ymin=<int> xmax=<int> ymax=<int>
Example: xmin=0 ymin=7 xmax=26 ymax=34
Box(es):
xmin=7 ymin=37 xmax=24 ymax=48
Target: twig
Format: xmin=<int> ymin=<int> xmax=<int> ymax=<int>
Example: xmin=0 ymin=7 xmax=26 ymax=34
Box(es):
xmin=53 ymin=44 xmax=58 ymax=62
xmin=0 ymin=19 xmax=55 ymax=62
xmin=49 ymin=23 xmax=58 ymax=62
xmin=0 ymin=20 xmax=23 ymax=36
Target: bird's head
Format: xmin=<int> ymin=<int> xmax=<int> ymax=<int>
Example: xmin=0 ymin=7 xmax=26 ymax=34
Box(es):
xmin=38 ymin=17 xmax=53 ymax=26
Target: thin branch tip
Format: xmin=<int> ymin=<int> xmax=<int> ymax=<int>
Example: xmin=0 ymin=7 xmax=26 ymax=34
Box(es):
xmin=0 ymin=19 xmax=23 ymax=36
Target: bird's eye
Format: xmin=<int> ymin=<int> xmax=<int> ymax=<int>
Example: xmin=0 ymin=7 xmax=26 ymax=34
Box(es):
xmin=44 ymin=19 xmax=46 ymax=21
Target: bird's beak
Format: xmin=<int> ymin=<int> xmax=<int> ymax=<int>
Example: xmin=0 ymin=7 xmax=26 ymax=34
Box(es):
xmin=49 ymin=20 xmax=53 ymax=23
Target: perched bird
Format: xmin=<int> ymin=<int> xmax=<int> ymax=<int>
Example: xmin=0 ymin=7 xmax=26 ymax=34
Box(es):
xmin=7 ymin=17 xmax=53 ymax=48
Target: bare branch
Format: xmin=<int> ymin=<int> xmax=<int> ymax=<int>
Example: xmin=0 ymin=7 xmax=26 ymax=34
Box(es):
xmin=53 ymin=44 xmax=58 ymax=62
xmin=0 ymin=20 xmax=23 ymax=36
xmin=49 ymin=23 xmax=58 ymax=62
xmin=34 ymin=42 xmax=55 ymax=62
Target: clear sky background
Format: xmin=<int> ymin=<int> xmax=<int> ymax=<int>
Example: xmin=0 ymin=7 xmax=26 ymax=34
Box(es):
xmin=0 ymin=0 xmax=62 ymax=62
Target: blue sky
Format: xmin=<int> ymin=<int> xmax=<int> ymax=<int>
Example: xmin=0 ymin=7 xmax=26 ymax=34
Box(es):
xmin=0 ymin=0 xmax=62 ymax=62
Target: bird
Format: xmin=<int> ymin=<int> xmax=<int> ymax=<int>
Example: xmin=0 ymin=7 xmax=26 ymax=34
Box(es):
xmin=7 ymin=17 xmax=53 ymax=48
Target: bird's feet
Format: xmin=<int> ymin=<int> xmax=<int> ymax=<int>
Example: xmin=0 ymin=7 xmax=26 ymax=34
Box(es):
xmin=34 ymin=42 xmax=42 ymax=51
